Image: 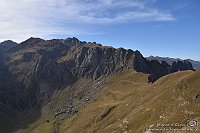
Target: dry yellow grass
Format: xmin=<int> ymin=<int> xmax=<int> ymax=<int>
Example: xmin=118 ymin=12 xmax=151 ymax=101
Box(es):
xmin=16 ymin=70 xmax=200 ymax=133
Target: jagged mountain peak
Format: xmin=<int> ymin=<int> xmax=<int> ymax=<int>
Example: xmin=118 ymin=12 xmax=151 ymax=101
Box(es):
xmin=6 ymin=37 xmax=194 ymax=82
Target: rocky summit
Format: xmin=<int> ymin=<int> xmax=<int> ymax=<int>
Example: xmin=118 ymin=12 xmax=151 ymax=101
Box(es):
xmin=0 ymin=37 xmax=195 ymax=133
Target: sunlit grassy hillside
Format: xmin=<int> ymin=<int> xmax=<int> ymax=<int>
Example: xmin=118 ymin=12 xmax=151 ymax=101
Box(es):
xmin=17 ymin=70 xmax=200 ymax=133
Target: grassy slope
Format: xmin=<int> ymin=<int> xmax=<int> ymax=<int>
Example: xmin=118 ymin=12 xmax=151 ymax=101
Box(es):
xmin=16 ymin=70 xmax=200 ymax=133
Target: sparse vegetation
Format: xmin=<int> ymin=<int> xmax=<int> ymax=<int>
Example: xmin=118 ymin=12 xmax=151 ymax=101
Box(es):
xmin=14 ymin=70 xmax=200 ymax=133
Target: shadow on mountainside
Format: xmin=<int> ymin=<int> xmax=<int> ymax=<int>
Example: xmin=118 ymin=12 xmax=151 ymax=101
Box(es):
xmin=0 ymin=48 xmax=42 ymax=133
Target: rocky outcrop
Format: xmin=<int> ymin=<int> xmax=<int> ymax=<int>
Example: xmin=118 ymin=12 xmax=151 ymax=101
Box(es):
xmin=147 ymin=56 xmax=200 ymax=70
xmin=171 ymin=60 xmax=194 ymax=72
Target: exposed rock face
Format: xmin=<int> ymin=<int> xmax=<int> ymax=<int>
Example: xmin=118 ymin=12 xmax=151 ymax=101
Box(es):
xmin=1 ymin=37 xmax=195 ymax=107
xmin=0 ymin=37 xmax=195 ymax=132
xmin=171 ymin=60 xmax=194 ymax=72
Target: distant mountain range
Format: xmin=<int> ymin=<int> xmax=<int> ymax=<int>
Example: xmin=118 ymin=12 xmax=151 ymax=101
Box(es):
xmin=147 ymin=56 xmax=200 ymax=70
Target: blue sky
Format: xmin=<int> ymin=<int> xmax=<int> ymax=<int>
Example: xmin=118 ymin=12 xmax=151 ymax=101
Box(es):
xmin=0 ymin=0 xmax=199 ymax=60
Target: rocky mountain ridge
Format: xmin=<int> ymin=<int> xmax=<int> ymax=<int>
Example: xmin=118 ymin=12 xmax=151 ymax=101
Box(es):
xmin=147 ymin=55 xmax=200 ymax=70
xmin=0 ymin=37 xmax=195 ymax=132
xmin=0 ymin=37 xmax=195 ymax=108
